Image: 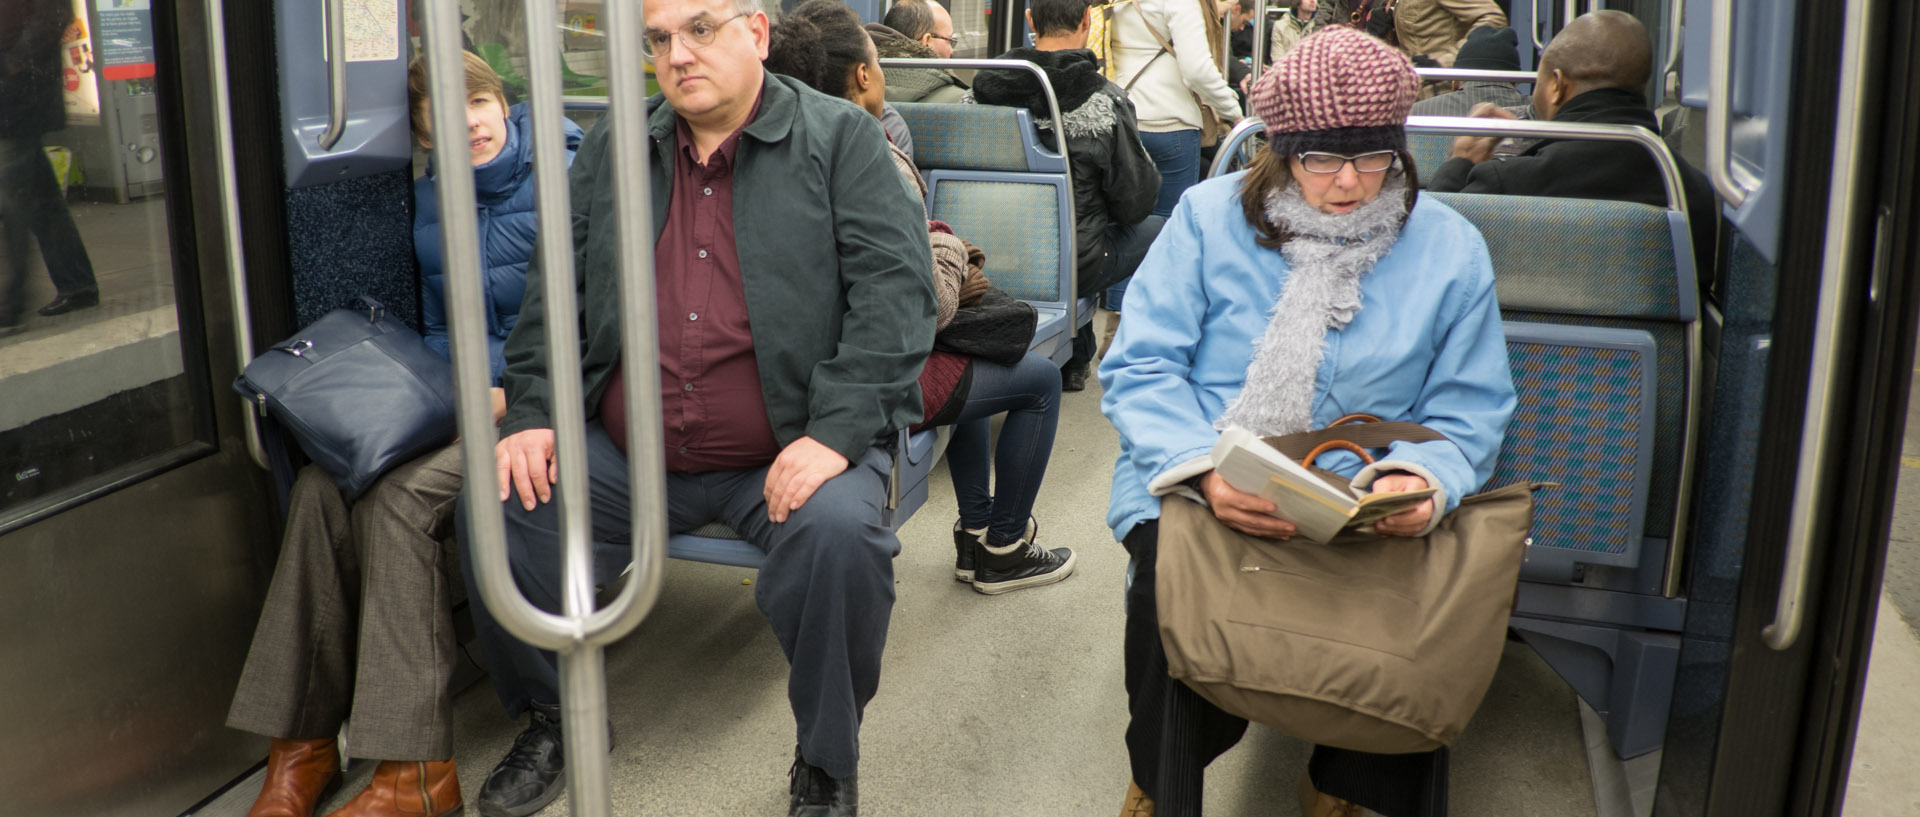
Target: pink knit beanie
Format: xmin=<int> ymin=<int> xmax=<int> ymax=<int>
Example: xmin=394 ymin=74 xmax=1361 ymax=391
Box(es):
xmin=1248 ymin=26 xmax=1420 ymax=157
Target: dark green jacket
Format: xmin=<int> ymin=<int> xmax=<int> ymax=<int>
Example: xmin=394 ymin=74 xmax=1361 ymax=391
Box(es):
xmin=500 ymin=73 xmax=936 ymax=463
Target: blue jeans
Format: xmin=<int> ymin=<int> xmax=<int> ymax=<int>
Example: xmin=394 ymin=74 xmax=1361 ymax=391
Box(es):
xmin=945 ymin=351 xmax=1062 ymax=545
xmin=1072 ymin=215 xmax=1165 ymax=369
xmin=1109 ymin=129 xmax=1200 ymax=311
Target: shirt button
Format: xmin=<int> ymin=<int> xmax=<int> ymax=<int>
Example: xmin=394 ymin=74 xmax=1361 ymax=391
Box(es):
xmin=683 ymin=383 xmax=694 ymax=391
xmin=688 ymin=312 xmax=698 ymax=321
xmin=698 ymin=249 xmax=708 ymax=259
xmin=704 ymin=187 xmax=713 ymax=196
xmin=679 ymin=446 xmax=687 ymax=454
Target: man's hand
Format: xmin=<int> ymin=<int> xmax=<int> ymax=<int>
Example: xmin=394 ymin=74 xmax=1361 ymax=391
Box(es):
xmin=764 ymin=436 xmax=850 ymax=523
xmin=1371 ymin=472 xmax=1435 ymax=537
xmin=1199 ymin=470 xmax=1297 ymax=540
xmin=496 ymin=428 xmax=558 ymax=510
xmin=1449 ymin=103 xmax=1518 ymax=164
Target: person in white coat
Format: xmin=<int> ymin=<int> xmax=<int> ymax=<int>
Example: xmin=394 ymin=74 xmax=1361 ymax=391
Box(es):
xmin=1105 ymin=0 xmax=1243 ymax=311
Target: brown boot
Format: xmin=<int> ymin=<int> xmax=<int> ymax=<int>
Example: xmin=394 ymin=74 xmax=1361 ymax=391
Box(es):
xmin=323 ymin=760 xmax=462 ymax=817
xmin=1095 ymin=309 xmax=1121 ymax=361
xmin=1297 ymin=773 xmax=1364 ymax=817
xmin=1119 ymin=780 xmax=1155 ymax=817
xmin=247 ymin=738 xmax=342 ymax=817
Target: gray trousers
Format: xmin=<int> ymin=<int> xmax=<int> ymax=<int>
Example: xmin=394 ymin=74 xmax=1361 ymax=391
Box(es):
xmin=227 ymin=445 xmax=464 ymax=760
xmin=461 ymin=421 xmax=898 ymax=780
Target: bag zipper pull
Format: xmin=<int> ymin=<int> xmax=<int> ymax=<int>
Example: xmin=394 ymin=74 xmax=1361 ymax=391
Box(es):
xmin=1240 ymin=565 xmax=1262 ymax=573
xmin=252 ymin=392 xmax=268 ymax=417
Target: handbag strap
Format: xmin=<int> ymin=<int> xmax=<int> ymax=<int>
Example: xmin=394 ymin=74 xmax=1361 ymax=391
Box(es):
xmin=1261 ymin=419 xmax=1448 ymax=463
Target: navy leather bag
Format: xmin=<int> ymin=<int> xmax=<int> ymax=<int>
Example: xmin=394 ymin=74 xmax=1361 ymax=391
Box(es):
xmin=234 ymin=296 xmax=457 ymax=500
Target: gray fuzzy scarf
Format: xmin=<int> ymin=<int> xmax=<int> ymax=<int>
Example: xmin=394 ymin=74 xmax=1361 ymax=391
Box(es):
xmin=1216 ymin=174 xmax=1410 ymax=436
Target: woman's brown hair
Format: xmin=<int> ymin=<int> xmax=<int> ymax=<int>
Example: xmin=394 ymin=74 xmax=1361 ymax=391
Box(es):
xmin=1236 ymin=144 xmax=1421 ymax=249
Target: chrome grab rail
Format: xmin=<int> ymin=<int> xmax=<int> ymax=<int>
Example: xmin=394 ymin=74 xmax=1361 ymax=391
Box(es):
xmin=1764 ymin=0 xmax=1872 ymax=651
xmin=1248 ymin=0 xmax=1268 ymax=86
xmin=206 ymin=0 xmax=268 ymax=470
xmin=882 ymin=57 xmax=1077 ymax=336
xmin=319 ymin=0 xmax=348 ymax=150
xmin=1414 ymin=68 xmax=1539 ymax=85
xmin=421 ymin=0 xmax=666 ymax=812
xmin=1531 ymin=0 xmax=1549 ymax=50
xmin=1704 ymin=0 xmax=1751 ymax=207
xmin=1660 ymin=0 xmax=1683 ymax=85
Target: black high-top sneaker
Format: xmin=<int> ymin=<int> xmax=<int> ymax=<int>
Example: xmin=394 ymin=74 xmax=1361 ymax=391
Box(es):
xmin=952 ymin=520 xmax=985 ymax=582
xmin=788 ymin=746 xmax=858 ymax=816
xmin=971 ymin=517 xmax=1076 ymax=595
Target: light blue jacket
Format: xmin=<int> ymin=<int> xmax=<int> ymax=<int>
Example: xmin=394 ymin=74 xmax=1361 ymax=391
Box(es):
xmin=1098 ymin=173 xmax=1517 ymax=539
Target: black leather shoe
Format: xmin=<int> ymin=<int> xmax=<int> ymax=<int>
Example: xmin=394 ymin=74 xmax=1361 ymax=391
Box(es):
xmin=37 ymin=288 xmax=99 ymax=316
xmin=1061 ymin=365 xmax=1089 ymax=392
xmin=788 ymin=747 xmax=857 ymax=817
xmin=477 ymin=702 xmax=566 ymax=817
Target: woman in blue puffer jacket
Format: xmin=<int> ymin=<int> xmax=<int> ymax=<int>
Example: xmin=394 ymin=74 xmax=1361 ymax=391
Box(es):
xmin=223 ymin=51 xmax=579 ymax=817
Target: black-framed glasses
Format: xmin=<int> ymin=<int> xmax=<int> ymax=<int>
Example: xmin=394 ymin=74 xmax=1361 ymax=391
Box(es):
xmin=642 ymin=12 xmax=749 ymax=59
xmin=1296 ymin=150 xmax=1397 ymax=174
xmin=926 ymin=32 xmax=959 ymax=46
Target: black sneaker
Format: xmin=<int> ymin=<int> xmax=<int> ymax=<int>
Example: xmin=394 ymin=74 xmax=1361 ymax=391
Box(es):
xmin=477 ymin=702 xmax=567 ymax=817
xmin=952 ymin=520 xmax=984 ymax=582
xmin=971 ymin=518 xmax=1076 ymax=595
xmin=788 ymin=747 xmax=858 ymax=816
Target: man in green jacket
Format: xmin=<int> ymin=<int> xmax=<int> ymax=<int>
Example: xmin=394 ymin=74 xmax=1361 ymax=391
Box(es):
xmin=461 ymin=0 xmax=935 ymax=813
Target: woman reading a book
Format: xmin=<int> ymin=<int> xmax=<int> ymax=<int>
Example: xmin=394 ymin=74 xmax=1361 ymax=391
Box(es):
xmin=1098 ymin=27 xmax=1516 ymax=817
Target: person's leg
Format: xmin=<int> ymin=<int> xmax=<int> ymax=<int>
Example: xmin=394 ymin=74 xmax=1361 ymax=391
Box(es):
xmin=1112 ymin=131 xmax=1199 ymax=311
xmin=1307 ymin=744 xmax=1449 ymax=817
xmin=945 ymin=351 xmax=1074 ymax=593
xmin=946 ymin=415 xmax=994 ymax=581
xmin=15 ymin=133 xmax=96 ymax=299
xmin=1122 ymin=520 xmax=1251 ymax=817
xmin=342 ymin=443 xmax=465 ymax=762
xmin=225 ymin=465 xmax=356 ymax=817
xmin=0 ymin=138 xmax=41 ymax=328
xmin=716 ymin=448 xmax=897 ymax=783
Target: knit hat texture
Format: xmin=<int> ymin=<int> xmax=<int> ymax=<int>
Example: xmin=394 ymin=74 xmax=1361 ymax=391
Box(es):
xmin=1454 ymin=26 xmax=1520 ymax=71
xmin=1249 ymin=27 xmax=1420 ymax=156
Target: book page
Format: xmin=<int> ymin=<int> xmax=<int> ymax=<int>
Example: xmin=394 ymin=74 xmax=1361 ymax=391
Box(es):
xmin=1345 ymin=488 xmax=1439 ymax=528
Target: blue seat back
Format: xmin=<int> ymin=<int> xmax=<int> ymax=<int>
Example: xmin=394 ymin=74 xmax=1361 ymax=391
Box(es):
xmin=1406 ymin=132 xmax=1454 ymax=186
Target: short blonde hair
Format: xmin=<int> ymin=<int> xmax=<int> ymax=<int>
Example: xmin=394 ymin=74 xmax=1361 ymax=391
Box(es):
xmin=407 ymin=50 xmax=507 ymax=141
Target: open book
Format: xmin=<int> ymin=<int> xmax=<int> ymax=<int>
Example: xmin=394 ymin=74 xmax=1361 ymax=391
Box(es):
xmin=1209 ymin=426 xmax=1437 ymax=544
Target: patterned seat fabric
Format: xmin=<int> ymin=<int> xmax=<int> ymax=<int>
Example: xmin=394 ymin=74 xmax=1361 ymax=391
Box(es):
xmin=928 ymin=181 xmax=1064 ymax=303
xmin=1430 ymin=193 xmax=1688 ymax=321
xmin=1492 ymin=331 xmax=1654 ymax=560
xmin=1407 ymin=132 xmax=1454 ymax=186
xmin=895 ymin=103 xmax=1031 ymax=172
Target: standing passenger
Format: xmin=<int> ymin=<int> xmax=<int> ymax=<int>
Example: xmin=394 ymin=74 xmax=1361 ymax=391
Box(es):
xmin=224 ymin=51 xmax=580 ymax=817
xmin=460 ymin=0 xmax=937 ymax=813
xmin=1102 ymin=28 xmax=1514 ymax=817
xmin=1105 ymin=0 xmax=1241 ymax=312
xmin=0 ymin=0 xmax=99 ymax=332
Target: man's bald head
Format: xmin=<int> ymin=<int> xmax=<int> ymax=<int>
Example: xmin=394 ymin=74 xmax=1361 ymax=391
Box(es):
xmin=1532 ymin=10 xmax=1651 ymax=120
xmin=1539 ymin=10 xmax=1652 ymax=93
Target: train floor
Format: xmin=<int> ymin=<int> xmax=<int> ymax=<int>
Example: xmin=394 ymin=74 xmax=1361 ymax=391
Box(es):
xmin=198 ymin=337 xmax=1642 ymax=817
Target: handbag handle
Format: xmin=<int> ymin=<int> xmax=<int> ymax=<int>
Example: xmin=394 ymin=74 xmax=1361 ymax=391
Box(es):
xmin=1303 ymin=439 xmax=1376 ymax=469
xmin=1329 ymin=413 xmax=1382 ymax=426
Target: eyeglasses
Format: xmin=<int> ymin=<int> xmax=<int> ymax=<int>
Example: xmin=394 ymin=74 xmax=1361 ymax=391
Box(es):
xmin=642 ymin=12 xmax=749 ymax=59
xmin=926 ymin=32 xmax=959 ymax=45
xmin=1296 ymin=150 xmax=1397 ymax=174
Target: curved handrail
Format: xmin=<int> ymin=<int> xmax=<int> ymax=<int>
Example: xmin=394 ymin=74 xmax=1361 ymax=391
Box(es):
xmin=1415 ymin=68 xmax=1538 ymax=85
xmin=1206 ymin=116 xmax=1689 ymax=216
xmin=205 ymin=0 xmax=268 ymax=470
xmin=319 ymin=0 xmax=348 ymax=150
xmin=1660 ymin=0 xmax=1683 ymax=84
xmin=881 ymin=57 xmax=1079 ymax=333
xmin=1704 ymin=0 xmax=1751 ymax=208
xmin=422 ymin=0 xmax=664 ymax=813
xmin=1764 ymin=0 xmax=1873 ymax=651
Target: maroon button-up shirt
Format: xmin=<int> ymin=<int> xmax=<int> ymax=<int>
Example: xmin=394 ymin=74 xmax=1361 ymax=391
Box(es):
xmin=601 ymin=92 xmax=780 ymax=472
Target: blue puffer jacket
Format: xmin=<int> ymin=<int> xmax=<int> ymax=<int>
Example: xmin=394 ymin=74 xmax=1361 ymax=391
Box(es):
xmin=415 ymin=103 xmax=584 ymax=384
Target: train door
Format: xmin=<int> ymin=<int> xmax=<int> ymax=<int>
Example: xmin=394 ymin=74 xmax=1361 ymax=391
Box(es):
xmin=1657 ymin=0 xmax=1920 ymax=814
xmin=0 ymin=1 xmax=282 ymax=816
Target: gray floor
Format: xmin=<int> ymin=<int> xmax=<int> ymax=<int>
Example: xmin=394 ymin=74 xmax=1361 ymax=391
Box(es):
xmin=261 ymin=356 xmax=1605 ymax=817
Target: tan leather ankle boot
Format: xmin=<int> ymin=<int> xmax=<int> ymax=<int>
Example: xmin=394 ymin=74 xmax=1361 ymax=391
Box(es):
xmin=1119 ymin=779 xmax=1155 ymax=816
xmin=1298 ymin=773 xmax=1364 ymax=817
xmin=247 ymin=738 xmax=342 ymax=817
xmin=323 ymin=760 xmax=461 ymax=817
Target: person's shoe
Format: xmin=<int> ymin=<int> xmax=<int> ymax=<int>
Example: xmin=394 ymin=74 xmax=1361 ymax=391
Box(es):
xmin=952 ymin=520 xmax=984 ymax=582
xmin=1119 ymin=780 xmax=1155 ymax=816
xmin=37 ymin=288 xmax=99 ymax=316
xmin=788 ymin=747 xmax=858 ymax=817
xmin=971 ymin=517 xmax=1075 ymax=595
xmin=1297 ymin=773 xmax=1365 ymax=817
xmin=1061 ymin=364 xmax=1089 ymax=392
xmin=1096 ymin=309 xmax=1121 ymax=361
xmin=477 ymin=702 xmax=566 ymax=817
xmin=323 ymin=760 xmax=461 ymax=817
xmin=247 ymin=737 xmax=342 ymax=817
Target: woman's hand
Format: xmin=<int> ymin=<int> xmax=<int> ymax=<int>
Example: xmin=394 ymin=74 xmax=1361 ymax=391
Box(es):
xmin=1372 ymin=472 xmax=1434 ymax=537
xmin=1199 ymin=471 xmax=1297 ymax=540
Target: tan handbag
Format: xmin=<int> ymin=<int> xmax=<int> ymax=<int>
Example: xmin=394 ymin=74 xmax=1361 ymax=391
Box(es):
xmin=1156 ymin=416 xmax=1538 ymax=754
